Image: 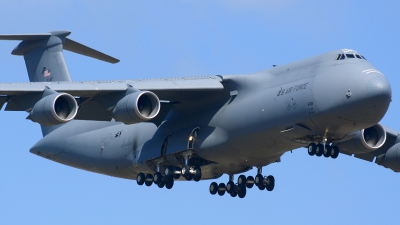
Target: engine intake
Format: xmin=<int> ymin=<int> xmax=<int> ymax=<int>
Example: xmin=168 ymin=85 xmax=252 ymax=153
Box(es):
xmin=30 ymin=93 xmax=78 ymax=126
xmin=336 ymin=124 xmax=387 ymax=154
xmin=113 ymin=91 xmax=160 ymax=124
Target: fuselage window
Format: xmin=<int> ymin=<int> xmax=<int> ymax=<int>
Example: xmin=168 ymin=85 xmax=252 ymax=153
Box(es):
xmin=355 ymin=54 xmax=362 ymax=59
xmin=346 ymin=54 xmax=355 ymax=59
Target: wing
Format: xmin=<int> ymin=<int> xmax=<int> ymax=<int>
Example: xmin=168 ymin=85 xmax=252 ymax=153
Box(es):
xmin=0 ymin=76 xmax=224 ymax=125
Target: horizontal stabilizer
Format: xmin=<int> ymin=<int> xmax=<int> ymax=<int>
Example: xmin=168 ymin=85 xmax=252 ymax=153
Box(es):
xmin=0 ymin=30 xmax=119 ymax=63
xmin=64 ymin=38 xmax=119 ymax=64
xmin=0 ymin=33 xmax=51 ymax=41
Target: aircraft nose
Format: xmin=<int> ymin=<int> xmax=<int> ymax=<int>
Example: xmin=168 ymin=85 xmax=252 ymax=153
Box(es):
xmin=344 ymin=73 xmax=392 ymax=123
xmin=366 ymin=75 xmax=392 ymax=102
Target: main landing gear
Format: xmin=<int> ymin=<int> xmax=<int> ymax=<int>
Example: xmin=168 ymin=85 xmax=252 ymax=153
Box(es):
xmin=209 ymin=168 xmax=274 ymax=199
xmin=136 ymin=153 xmax=202 ymax=189
xmin=307 ymin=143 xmax=339 ymax=159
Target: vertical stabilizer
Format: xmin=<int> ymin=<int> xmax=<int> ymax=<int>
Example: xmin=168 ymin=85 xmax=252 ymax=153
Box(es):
xmin=0 ymin=30 xmax=119 ymax=82
xmin=11 ymin=31 xmax=72 ymax=82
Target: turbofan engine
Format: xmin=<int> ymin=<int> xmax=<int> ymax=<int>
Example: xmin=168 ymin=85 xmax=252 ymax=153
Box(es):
xmin=336 ymin=124 xmax=387 ymax=154
xmin=29 ymin=93 xmax=78 ymax=126
xmin=376 ymin=143 xmax=400 ymax=172
xmin=112 ymin=91 xmax=160 ymax=124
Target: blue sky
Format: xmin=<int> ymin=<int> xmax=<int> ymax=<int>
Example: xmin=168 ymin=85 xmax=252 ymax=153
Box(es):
xmin=1 ymin=1 xmax=400 ymax=224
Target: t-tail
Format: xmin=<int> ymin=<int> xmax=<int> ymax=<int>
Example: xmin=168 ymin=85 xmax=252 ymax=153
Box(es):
xmin=0 ymin=30 xmax=119 ymax=82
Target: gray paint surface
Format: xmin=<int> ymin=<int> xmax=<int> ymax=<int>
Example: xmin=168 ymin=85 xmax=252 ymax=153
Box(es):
xmin=0 ymin=32 xmax=397 ymax=187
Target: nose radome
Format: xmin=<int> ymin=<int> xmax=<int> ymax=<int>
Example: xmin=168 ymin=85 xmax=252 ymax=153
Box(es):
xmin=367 ymin=75 xmax=392 ymax=102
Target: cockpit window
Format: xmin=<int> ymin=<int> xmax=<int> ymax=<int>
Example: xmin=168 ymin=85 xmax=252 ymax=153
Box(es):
xmin=336 ymin=54 xmax=346 ymax=60
xmin=336 ymin=53 xmax=367 ymax=61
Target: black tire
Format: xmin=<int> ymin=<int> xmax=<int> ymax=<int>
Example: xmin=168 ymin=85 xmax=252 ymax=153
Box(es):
xmin=238 ymin=187 xmax=246 ymax=198
xmin=164 ymin=166 xmax=174 ymax=177
xmin=193 ymin=166 xmax=202 ymax=182
xmin=255 ymin=174 xmax=264 ymax=186
xmin=158 ymin=181 xmax=165 ymax=188
xmin=331 ymin=146 xmax=339 ymax=159
xmin=181 ymin=165 xmax=190 ymax=177
xmin=145 ymin=174 xmax=153 ymax=186
xmin=238 ymin=175 xmax=247 ymax=186
xmin=316 ymin=144 xmax=324 ymax=157
xmin=218 ymin=183 xmax=226 ymax=196
xmin=185 ymin=174 xmax=193 ymax=181
xmin=226 ymin=181 xmax=235 ymax=194
xmin=153 ymin=172 xmax=162 ymax=184
xmin=230 ymin=190 xmax=238 ymax=197
xmin=173 ymin=174 xmax=181 ymax=179
xmin=266 ymin=175 xmax=275 ymax=191
xmin=165 ymin=178 xmax=174 ymax=189
xmin=258 ymin=184 xmax=265 ymax=190
xmin=308 ymin=143 xmax=316 ymax=156
xmin=136 ymin=173 xmax=145 ymax=186
xmin=246 ymin=176 xmax=254 ymax=189
xmin=323 ymin=145 xmax=332 ymax=158
xmin=210 ymin=182 xmax=218 ymax=195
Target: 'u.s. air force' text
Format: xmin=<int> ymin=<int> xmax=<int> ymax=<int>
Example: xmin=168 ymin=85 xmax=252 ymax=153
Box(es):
xmin=277 ymin=83 xmax=308 ymax=96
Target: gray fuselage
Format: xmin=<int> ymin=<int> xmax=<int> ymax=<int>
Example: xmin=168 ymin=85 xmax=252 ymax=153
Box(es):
xmin=30 ymin=49 xmax=392 ymax=180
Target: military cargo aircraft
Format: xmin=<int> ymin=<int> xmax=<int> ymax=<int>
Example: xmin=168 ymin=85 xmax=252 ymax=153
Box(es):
xmin=0 ymin=31 xmax=397 ymax=198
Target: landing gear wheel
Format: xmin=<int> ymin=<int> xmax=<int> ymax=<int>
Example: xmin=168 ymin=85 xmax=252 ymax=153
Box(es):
xmin=173 ymin=174 xmax=181 ymax=179
xmin=331 ymin=146 xmax=339 ymax=159
xmin=255 ymin=174 xmax=263 ymax=186
xmin=218 ymin=183 xmax=226 ymax=196
xmin=308 ymin=143 xmax=316 ymax=156
xmin=165 ymin=178 xmax=174 ymax=189
xmin=226 ymin=181 xmax=235 ymax=194
xmin=237 ymin=175 xmax=247 ymax=187
xmin=164 ymin=166 xmax=174 ymax=178
xmin=230 ymin=190 xmax=238 ymax=197
xmin=185 ymin=174 xmax=193 ymax=181
xmin=137 ymin=173 xmax=145 ymax=186
xmin=157 ymin=181 xmax=165 ymax=188
xmin=257 ymin=184 xmax=265 ymax=190
xmin=316 ymin=144 xmax=324 ymax=157
xmin=193 ymin=166 xmax=202 ymax=182
xmin=246 ymin=176 xmax=254 ymax=189
xmin=153 ymin=172 xmax=162 ymax=184
xmin=323 ymin=145 xmax=332 ymax=158
xmin=145 ymin=174 xmax=153 ymax=187
xmin=238 ymin=187 xmax=246 ymax=198
xmin=181 ymin=165 xmax=190 ymax=177
xmin=265 ymin=175 xmax=275 ymax=191
xmin=210 ymin=182 xmax=218 ymax=195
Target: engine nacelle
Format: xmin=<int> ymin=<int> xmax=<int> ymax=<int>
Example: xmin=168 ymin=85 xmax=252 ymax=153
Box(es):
xmin=30 ymin=93 xmax=78 ymax=126
xmin=336 ymin=124 xmax=387 ymax=154
xmin=112 ymin=91 xmax=160 ymax=124
xmin=376 ymin=143 xmax=400 ymax=172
